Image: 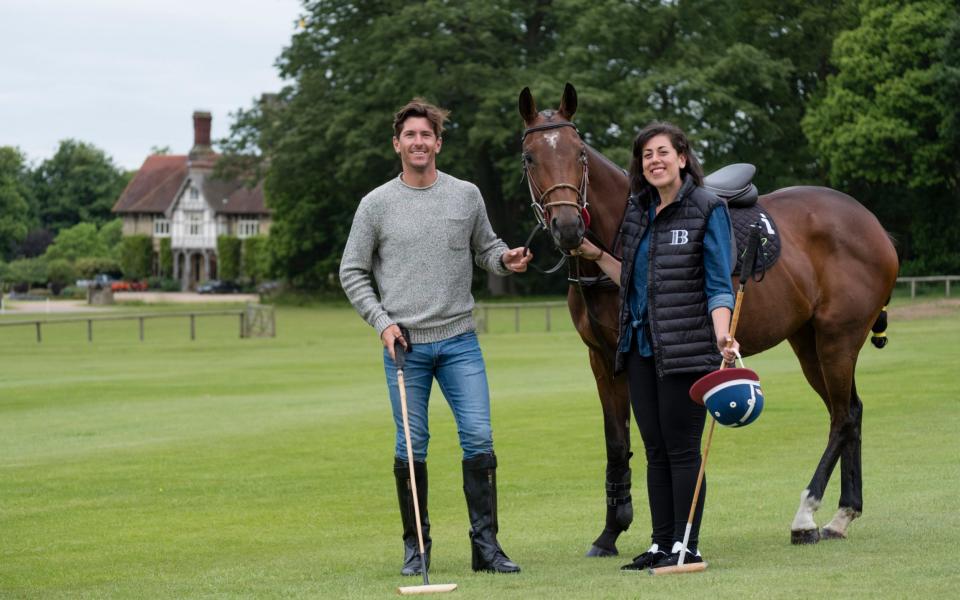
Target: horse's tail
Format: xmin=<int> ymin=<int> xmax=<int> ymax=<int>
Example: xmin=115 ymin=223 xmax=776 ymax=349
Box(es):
xmin=870 ymin=297 xmax=891 ymax=349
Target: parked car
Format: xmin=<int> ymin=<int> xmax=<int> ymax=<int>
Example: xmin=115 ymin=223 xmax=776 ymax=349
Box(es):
xmin=197 ymin=280 xmax=240 ymax=294
xmin=111 ymin=280 xmax=148 ymax=292
xmin=76 ymin=273 xmax=117 ymax=289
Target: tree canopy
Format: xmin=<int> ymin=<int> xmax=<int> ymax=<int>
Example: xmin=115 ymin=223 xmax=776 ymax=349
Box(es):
xmin=804 ymin=0 xmax=960 ymax=271
xmin=221 ymin=0 xmax=956 ymax=291
xmin=31 ymin=139 xmax=130 ymax=234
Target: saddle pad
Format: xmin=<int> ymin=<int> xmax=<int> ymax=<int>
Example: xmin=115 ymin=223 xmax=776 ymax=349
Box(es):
xmin=730 ymin=203 xmax=780 ymax=277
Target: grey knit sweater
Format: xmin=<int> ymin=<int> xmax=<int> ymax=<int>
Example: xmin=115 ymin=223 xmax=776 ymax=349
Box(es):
xmin=339 ymin=171 xmax=511 ymax=343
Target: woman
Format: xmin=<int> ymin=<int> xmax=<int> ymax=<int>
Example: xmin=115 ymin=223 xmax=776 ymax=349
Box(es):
xmin=578 ymin=122 xmax=739 ymax=570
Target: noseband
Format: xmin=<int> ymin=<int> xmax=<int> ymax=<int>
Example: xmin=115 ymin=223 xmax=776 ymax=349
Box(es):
xmin=521 ymin=121 xmax=590 ymax=231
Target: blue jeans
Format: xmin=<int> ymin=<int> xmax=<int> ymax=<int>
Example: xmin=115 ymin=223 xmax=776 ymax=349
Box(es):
xmin=383 ymin=331 xmax=493 ymax=462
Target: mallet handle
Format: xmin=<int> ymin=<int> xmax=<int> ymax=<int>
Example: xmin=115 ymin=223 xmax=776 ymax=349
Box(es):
xmin=675 ymin=225 xmax=761 ymax=568
xmin=397 ymin=368 xmax=430 ymax=587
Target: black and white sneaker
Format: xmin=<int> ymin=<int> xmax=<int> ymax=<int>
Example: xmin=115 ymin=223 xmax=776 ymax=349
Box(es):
xmin=621 ymin=544 xmax=668 ymax=571
xmin=650 ymin=543 xmax=703 ymax=569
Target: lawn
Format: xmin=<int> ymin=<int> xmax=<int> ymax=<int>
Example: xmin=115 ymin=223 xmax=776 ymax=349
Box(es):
xmin=1 ymin=299 xmax=958 ymax=598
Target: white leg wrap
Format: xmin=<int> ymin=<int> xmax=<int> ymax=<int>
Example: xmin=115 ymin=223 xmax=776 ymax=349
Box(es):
xmin=791 ymin=488 xmax=821 ymax=531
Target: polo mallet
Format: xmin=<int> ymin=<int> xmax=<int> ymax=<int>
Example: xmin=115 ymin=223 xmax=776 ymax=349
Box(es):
xmin=393 ymin=333 xmax=458 ymax=596
xmin=650 ymin=223 xmax=762 ymax=576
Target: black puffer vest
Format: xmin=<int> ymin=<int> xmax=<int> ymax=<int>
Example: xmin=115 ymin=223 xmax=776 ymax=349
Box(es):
xmin=614 ymin=175 xmax=724 ymax=377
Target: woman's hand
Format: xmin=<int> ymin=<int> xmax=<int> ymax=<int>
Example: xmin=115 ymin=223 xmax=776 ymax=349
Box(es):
xmin=575 ymin=239 xmax=603 ymax=261
xmin=718 ymin=334 xmax=740 ymax=366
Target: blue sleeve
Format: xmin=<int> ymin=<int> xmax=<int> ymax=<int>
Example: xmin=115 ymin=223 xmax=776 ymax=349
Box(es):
xmin=704 ymin=204 xmax=735 ymax=313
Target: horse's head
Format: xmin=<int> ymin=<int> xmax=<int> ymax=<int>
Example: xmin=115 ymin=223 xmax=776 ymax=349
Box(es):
xmin=519 ymin=83 xmax=588 ymax=252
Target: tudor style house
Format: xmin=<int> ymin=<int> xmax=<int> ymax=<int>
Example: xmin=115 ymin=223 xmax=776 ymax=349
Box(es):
xmin=111 ymin=111 xmax=271 ymax=290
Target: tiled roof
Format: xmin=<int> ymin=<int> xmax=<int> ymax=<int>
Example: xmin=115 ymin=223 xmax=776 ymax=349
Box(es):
xmin=112 ymin=155 xmax=188 ymax=214
xmin=203 ymin=179 xmax=270 ymax=215
xmin=112 ymin=155 xmax=269 ymax=215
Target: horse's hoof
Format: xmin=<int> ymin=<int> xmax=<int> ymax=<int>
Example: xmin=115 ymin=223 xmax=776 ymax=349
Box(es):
xmin=791 ymin=528 xmax=820 ymax=545
xmin=586 ymin=544 xmax=618 ymax=557
xmin=820 ymin=527 xmax=846 ymax=540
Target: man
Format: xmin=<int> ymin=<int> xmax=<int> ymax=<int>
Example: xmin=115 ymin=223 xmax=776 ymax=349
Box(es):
xmin=339 ymin=98 xmax=531 ymax=575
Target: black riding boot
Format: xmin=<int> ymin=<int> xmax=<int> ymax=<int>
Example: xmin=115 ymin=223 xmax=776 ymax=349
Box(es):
xmin=462 ymin=453 xmax=521 ymax=574
xmin=394 ymin=458 xmax=431 ymax=576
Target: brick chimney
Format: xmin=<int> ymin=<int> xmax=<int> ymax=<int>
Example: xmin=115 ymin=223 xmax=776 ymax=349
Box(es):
xmin=189 ymin=110 xmax=214 ymax=164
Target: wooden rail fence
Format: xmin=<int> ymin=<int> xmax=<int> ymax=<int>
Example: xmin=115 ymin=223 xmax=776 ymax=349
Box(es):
xmin=0 ymin=304 xmax=275 ymax=343
xmin=896 ymin=276 xmax=960 ymax=298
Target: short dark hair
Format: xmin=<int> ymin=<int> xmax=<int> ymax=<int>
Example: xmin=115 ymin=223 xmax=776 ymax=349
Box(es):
xmin=628 ymin=121 xmax=704 ymax=202
xmin=393 ymin=98 xmax=450 ymax=138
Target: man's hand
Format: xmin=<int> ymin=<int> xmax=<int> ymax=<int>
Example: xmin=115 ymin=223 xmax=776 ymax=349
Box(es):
xmin=501 ymin=248 xmax=532 ymax=273
xmin=382 ymin=324 xmax=407 ymax=363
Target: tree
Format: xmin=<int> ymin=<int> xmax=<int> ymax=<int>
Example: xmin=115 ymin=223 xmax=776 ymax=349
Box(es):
xmin=43 ymin=223 xmax=106 ymax=262
xmin=97 ymin=219 xmax=123 ymax=259
xmin=242 ymin=235 xmax=269 ymax=283
xmin=46 ymin=259 xmax=77 ymax=296
xmin=32 ymin=139 xmax=129 ymax=233
xmin=0 ymin=147 xmax=34 ymax=260
xmin=803 ymin=0 xmax=960 ymax=271
xmin=222 ymin=0 xmax=866 ymax=292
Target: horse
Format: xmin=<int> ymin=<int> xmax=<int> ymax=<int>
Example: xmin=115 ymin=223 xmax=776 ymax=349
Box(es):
xmin=517 ymin=83 xmax=900 ymax=556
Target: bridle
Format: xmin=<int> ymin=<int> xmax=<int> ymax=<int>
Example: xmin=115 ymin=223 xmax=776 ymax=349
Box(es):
xmin=520 ymin=121 xmax=590 ymax=233
xmin=520 ymin=119 xmax=619 ymax=364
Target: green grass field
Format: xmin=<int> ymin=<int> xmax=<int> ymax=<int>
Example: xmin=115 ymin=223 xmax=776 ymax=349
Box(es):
xmin=2 ymin=299 xmax=959 ymax=599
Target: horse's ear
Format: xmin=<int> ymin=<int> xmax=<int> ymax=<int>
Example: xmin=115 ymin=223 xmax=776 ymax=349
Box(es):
xmin=559 ymin=82 xmax=577 ymax=120
xmin=519 ymin=87 xmax=538 ymax=124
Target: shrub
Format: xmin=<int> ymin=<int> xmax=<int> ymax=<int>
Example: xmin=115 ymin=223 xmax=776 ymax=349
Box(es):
xmin=119 ymin=235 xmax=153 ymax=280
xmin=242 ymin=236 xmax=269 ymax=283
xmin=217 ymin=235 xmax=241 ymax=281
xmin=159 ymin=238 xmax=173 ymax=278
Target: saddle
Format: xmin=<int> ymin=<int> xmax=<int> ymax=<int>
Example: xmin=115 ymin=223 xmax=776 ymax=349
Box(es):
xmin=703 ymin=163 xmax=780 ymax=277
xmin=704 ymin=163 xmax=758 ymax=208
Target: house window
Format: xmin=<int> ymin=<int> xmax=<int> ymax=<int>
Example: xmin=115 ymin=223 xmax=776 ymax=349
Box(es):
xmin=187 ymin=211 xmax=203 ymax=236
xmin=154 ymin=218 xmax=171 ymax=237
xmin=238 ymin=219 xmax=260 ymax=239
xmin=189 ymin=187 xmax=199 ymax=200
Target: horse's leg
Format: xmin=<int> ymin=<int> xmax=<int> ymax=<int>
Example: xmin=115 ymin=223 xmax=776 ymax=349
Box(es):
xmin=586 ymin=348 xmax=634 ymax=557
xmin=786 ymin=324 xmax=832 ymax=545
xmin=821 ymin=377 xmax=863 ymax=540
xmin=786 ymin=324 xmax=860 ymax=545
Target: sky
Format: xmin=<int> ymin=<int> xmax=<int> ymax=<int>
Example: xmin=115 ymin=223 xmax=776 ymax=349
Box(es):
xmin=0 ymin=0 xmax=303 ymax=170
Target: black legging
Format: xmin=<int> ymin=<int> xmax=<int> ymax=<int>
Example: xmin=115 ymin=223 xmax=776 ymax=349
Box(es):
xmin=627 ymin=351 xmax=707 ymax=552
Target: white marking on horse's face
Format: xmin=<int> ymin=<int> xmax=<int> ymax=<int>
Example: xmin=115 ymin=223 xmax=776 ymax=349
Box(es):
xmin=791 ymin=488 xmax=822 ymax=531
xmin=544 ymin=132 xmax=560 ymax=149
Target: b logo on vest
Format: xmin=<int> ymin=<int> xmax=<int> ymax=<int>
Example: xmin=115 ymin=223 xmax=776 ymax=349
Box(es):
xmin=670 ymin=229 xmax=689 ymax=245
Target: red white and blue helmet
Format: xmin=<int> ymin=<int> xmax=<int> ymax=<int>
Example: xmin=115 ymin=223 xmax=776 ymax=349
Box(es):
xmin=689 ymin=367 xmax=764 ymax=427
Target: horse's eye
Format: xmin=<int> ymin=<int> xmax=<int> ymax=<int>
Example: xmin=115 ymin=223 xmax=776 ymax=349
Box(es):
xmin=522 ymin=153 xmax=533 ymax=165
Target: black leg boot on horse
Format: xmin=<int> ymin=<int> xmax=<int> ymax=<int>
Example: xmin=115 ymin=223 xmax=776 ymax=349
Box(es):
xmin=462 ymin=453 xmax=521 ymax=573
xmin=395 ymin=458 xmax=431 ymax=576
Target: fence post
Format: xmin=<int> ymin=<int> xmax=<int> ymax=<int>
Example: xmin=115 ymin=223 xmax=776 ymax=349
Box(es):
xmin=35 ymin=322 xmax=41 ymax=343
xmin=190 ymin=314 xmax=196 ymax=341
xmin=514 ymin=306 xmax=520 ymax=333
xmin=546 ymin=305 xmax=551 ymax=332
xmin=239 ymin=312 xmax=245 ymax=339
xmin=911 ymin=280 xmax=916 ymax=298
xmin=947 ymin=279 xmax=951 ymax=297
xmin=139 ymin=317 xmax=145 ymax=342
xmin=88 ymin=320 xmax=93 ymax=342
